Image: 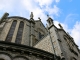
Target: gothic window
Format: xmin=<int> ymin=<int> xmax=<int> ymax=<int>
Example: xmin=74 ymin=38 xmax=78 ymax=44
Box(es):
xmin=5 ymin=20 xmax=17 ymax=42
xmin=15 ymin=21 xmax=24 ymax=44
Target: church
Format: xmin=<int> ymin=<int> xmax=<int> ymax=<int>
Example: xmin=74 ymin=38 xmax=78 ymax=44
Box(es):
xmin=0 ymin=12 xmax=80 ymax=60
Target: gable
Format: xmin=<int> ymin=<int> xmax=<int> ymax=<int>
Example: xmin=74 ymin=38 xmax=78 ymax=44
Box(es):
xmin=35 ymin=20 xmax=47 ymax=35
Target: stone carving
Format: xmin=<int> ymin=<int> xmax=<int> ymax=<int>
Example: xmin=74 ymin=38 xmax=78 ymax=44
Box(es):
xmin=30 ymin=12 xmax=34 ymax=19
xmin=0 ymin=12 xmax=9 ymax=24
xmin=38 ymin=17 xmax=41 ymax=21
xmin=58 ymin=23 xmax=63 ymax=29
xmin=47 ymin=15 xmax=53 ymax=26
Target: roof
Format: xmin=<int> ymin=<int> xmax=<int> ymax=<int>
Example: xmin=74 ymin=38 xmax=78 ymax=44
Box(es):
xmin=7 ymin=16 xmax=30 ymax=22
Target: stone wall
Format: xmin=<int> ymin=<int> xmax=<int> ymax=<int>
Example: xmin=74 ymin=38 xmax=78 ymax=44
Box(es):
xmin=58 ymin=29 xmax=80 ymax=60
xmin=0 ymin=51 xmax=43 ymax=60
xmin=34 ymin=35 xmax=54 ymax=54
xmin=34 ymin=25 xmax=62 ymax=57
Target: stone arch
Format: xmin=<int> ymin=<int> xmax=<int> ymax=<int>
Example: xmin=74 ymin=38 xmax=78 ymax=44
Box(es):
xmin=13 ymin=56 xmax=29 ymax=60
xmin=0 ymin=52 xmax=12 ymax=60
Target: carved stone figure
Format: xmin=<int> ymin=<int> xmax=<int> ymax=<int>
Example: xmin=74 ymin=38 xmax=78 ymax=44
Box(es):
xmin=30 ymin=12 xmax=34 ymax=19
xmin=0 ymin=12 xmax=9 ymax=24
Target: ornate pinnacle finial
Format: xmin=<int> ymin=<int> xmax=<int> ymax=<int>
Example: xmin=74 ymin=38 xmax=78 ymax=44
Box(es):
xmin=47 ymin=14 xmax=54 ymax=26
xmin=30 ymin=12 xmax=34 ymax=19
xmin=58 ymin=23 xmax=63 ymax=29
xmin=38 ymin=17 xmax=41 ymax=20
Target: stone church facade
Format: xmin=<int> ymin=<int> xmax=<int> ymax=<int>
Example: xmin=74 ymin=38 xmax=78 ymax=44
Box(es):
xmin=0 ymin=12 xmax=80 ymax=60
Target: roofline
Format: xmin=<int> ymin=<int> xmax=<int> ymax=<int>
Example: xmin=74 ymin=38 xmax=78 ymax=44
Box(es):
xmin=35 ymin=20 xmax=48 ymax=31
xmin=7 ymin=16 xmax=29 ymax=22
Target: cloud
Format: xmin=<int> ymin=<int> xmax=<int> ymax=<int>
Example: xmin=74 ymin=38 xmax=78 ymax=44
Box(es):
xmin=64 ymin=14 xmax=78 ymax=26
xmin=70 ymin=21 xmax=80 ymax=48
xmin=0 ymin=0 xmax=60 ymax=19
xmin=35 ymin=0 xmax=53 ymax=7
xmin=55 ymin=0 xmax=60 ymax=3
xmin=20 ymin=0 xmax=60 ymax=25
xmin=47 ymin=5 xmax=60 ymax=16
xmin=0 ymin=0 xmax=60 ymax=26
xmin=0 ymin=0 xmax=15 ymax=12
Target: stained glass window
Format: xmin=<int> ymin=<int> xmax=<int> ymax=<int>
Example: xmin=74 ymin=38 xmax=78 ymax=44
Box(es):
xmin=5 ymin=20 xmax=17 ymax=42
xmin=15 ymin=21 xmax=24 ymax=44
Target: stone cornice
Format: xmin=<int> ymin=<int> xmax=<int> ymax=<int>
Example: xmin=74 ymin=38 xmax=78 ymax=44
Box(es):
xmin=0 ymin=41 xmax=55 ymax=59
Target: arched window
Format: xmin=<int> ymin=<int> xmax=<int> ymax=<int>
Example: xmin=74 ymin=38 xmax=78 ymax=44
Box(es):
xmin=5 ymin=20 xmax=17 ymax=42
xmin=15 ymin=21 xmax=24 ymax=44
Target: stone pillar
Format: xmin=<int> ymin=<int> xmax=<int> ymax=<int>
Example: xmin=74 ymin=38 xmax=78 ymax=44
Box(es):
xmin=30 ymin=12 xmax=35 ymax=46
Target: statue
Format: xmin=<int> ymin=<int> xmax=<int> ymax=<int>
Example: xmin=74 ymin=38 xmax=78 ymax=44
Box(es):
xmin=30 ymin=12 xmax=34 ymax=19
xmin=38 ymin=17 xmax=41 ymax=21
xmin=0 ymin=12 xmax=9 ymax=24
xmin=58 ymin=23 xmax=63 ymax=29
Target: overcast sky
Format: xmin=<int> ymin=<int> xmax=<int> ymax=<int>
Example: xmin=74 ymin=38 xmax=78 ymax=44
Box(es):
xmin=0 ymin=0 xmax=80 ymax=49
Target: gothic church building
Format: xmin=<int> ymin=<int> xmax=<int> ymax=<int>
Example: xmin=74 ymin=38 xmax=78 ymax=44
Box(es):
xmin=0 ymin=12 xmax=80 ymax=60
